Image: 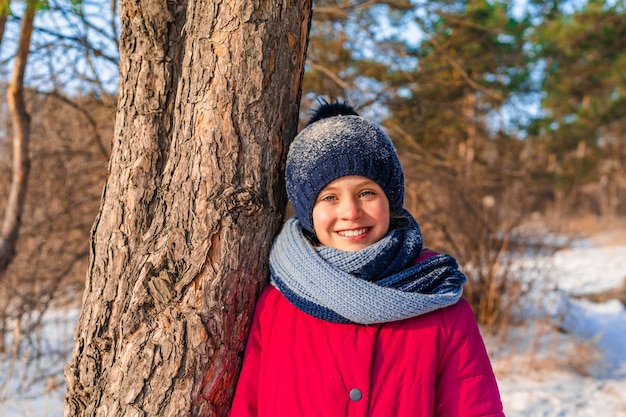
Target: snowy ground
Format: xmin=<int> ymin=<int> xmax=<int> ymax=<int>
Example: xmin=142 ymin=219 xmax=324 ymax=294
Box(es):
xmin=1 ymin=230 xmax=625 ymax=416
xmin=493 ymin=229 xmax=626 ymax=416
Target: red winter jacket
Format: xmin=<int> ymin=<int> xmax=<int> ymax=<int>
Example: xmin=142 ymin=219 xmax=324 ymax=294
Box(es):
xmin=229 ymin=251 xmax=504 ymax=417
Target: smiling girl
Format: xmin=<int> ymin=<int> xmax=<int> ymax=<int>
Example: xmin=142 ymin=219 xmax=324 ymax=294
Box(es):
xmin=229 ymin=101 xmax=504 ymax=417
xmin=313 ymin=176 xmax=390 ymax=251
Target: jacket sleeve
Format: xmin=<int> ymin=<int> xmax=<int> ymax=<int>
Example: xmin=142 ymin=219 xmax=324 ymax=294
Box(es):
xmin=434 ymin=299 xmax=505 ymax=417
xmin=228 ymin=288 xmax=268 ymax=417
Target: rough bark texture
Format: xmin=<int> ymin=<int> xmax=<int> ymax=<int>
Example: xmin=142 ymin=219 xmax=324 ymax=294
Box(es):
xmin=64 ymin=1 xmax=312 ymax=416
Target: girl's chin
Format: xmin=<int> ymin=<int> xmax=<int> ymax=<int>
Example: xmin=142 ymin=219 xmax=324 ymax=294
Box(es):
xmin=330 ymin=236 xmax=374 ymax=251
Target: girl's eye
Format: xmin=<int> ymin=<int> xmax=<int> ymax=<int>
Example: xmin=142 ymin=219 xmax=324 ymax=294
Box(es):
xmin=320 ymin=195 xmax=336 ymax=202
xmin=359 ymin=190 xmax=374 ymax=197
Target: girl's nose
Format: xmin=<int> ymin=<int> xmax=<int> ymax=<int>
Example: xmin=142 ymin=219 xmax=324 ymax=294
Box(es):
xmin=339 ymin=197 xmax=361 ymax=219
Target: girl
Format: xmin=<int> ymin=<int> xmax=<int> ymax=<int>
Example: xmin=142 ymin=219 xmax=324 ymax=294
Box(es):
xmin=229 ymin=101 xmax=504 ymax=417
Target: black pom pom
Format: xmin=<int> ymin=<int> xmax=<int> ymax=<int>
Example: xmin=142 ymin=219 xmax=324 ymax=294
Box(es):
xmin=306 ymin=99 xmax=359 ymax=126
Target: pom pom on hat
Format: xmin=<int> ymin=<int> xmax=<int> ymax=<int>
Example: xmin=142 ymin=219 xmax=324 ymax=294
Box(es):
xmin=305 ymin=100 xmax=359 ymax=126
xmin=286 ymin=100 xmax=405 ymax=233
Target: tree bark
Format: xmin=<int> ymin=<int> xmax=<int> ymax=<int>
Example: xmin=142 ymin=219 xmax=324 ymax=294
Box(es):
xmin=64 ymin=1 xmax=312 ymax=416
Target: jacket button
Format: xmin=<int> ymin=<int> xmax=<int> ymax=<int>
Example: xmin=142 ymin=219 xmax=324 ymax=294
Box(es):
xmin=349 ymin=388 xmax=362 ymax=401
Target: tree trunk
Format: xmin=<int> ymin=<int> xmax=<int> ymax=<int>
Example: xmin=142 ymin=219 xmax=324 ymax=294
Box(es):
xmin=64 ymin=1 xmax=312 ymax=416
xmin=0 ymin=0 xmax=35 ymax=277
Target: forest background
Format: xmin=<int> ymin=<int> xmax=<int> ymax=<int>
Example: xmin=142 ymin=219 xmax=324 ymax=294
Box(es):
xmin=0 ymin=0 xmax=625 ymax=407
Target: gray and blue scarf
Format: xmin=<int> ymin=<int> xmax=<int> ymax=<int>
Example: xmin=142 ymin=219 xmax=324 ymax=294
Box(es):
xmin=269 ymin=212 xmax=466 ymax=324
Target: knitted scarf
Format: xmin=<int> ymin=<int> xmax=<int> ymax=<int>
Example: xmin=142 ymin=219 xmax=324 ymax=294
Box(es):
xmin=269 ymin=212 xmax=466 ymax=324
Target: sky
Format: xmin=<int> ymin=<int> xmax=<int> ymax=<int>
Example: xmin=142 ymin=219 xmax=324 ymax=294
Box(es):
xmin=0 ymin=0 xmax=119 ymax=96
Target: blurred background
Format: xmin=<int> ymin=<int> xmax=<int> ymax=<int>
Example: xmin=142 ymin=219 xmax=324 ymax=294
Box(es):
xmin=0 ymin=1 xmax=625 ymax=415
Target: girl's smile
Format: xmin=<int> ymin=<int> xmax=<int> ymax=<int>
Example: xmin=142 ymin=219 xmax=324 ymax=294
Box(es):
xmin=312 ymin=176 xmax=390 ymax=251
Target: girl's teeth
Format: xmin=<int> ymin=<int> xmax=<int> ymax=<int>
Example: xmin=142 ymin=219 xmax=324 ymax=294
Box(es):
xmin=339 ymin=228 xmax=367 ymax=237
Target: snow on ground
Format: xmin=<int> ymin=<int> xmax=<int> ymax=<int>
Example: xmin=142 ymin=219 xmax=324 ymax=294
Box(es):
xmin=552 ymin=243 xmax=626 ymax=295
xmin=490 ymin=292 xmax=626 ymax=416
xmin=0 ymin=310 xmax=78 ymax=417
xmin=492 ymin=229 xmax=626 ymax=416
xmin=1 ymin=231 xmax=625 ymax=416
xmin=500 ymin=370 xmax=626 ymax=417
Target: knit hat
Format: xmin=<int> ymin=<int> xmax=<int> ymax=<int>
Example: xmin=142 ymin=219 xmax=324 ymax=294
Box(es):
xmin=286 ymin=101 xmax=405 ymax=233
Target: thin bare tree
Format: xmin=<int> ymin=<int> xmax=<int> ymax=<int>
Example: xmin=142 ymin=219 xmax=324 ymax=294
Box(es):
xmin=0 ymin=0 xmax=37 ymax=277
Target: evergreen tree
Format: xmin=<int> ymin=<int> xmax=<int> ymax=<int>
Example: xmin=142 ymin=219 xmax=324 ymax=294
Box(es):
xmin=530 ymin=0 xmax=626 ymax=214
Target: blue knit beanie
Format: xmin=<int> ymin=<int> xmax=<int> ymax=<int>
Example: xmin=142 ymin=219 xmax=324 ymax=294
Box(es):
xmin=286 ymin=102 xmax=405 ymax=233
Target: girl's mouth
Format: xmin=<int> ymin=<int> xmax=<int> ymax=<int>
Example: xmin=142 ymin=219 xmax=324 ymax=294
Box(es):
xmin=337 ymin=228 xmax=369 ymax=238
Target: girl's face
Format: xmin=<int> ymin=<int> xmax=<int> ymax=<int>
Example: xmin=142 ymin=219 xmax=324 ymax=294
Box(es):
xmin=312 ymin=175 xmax=390 ymax=251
